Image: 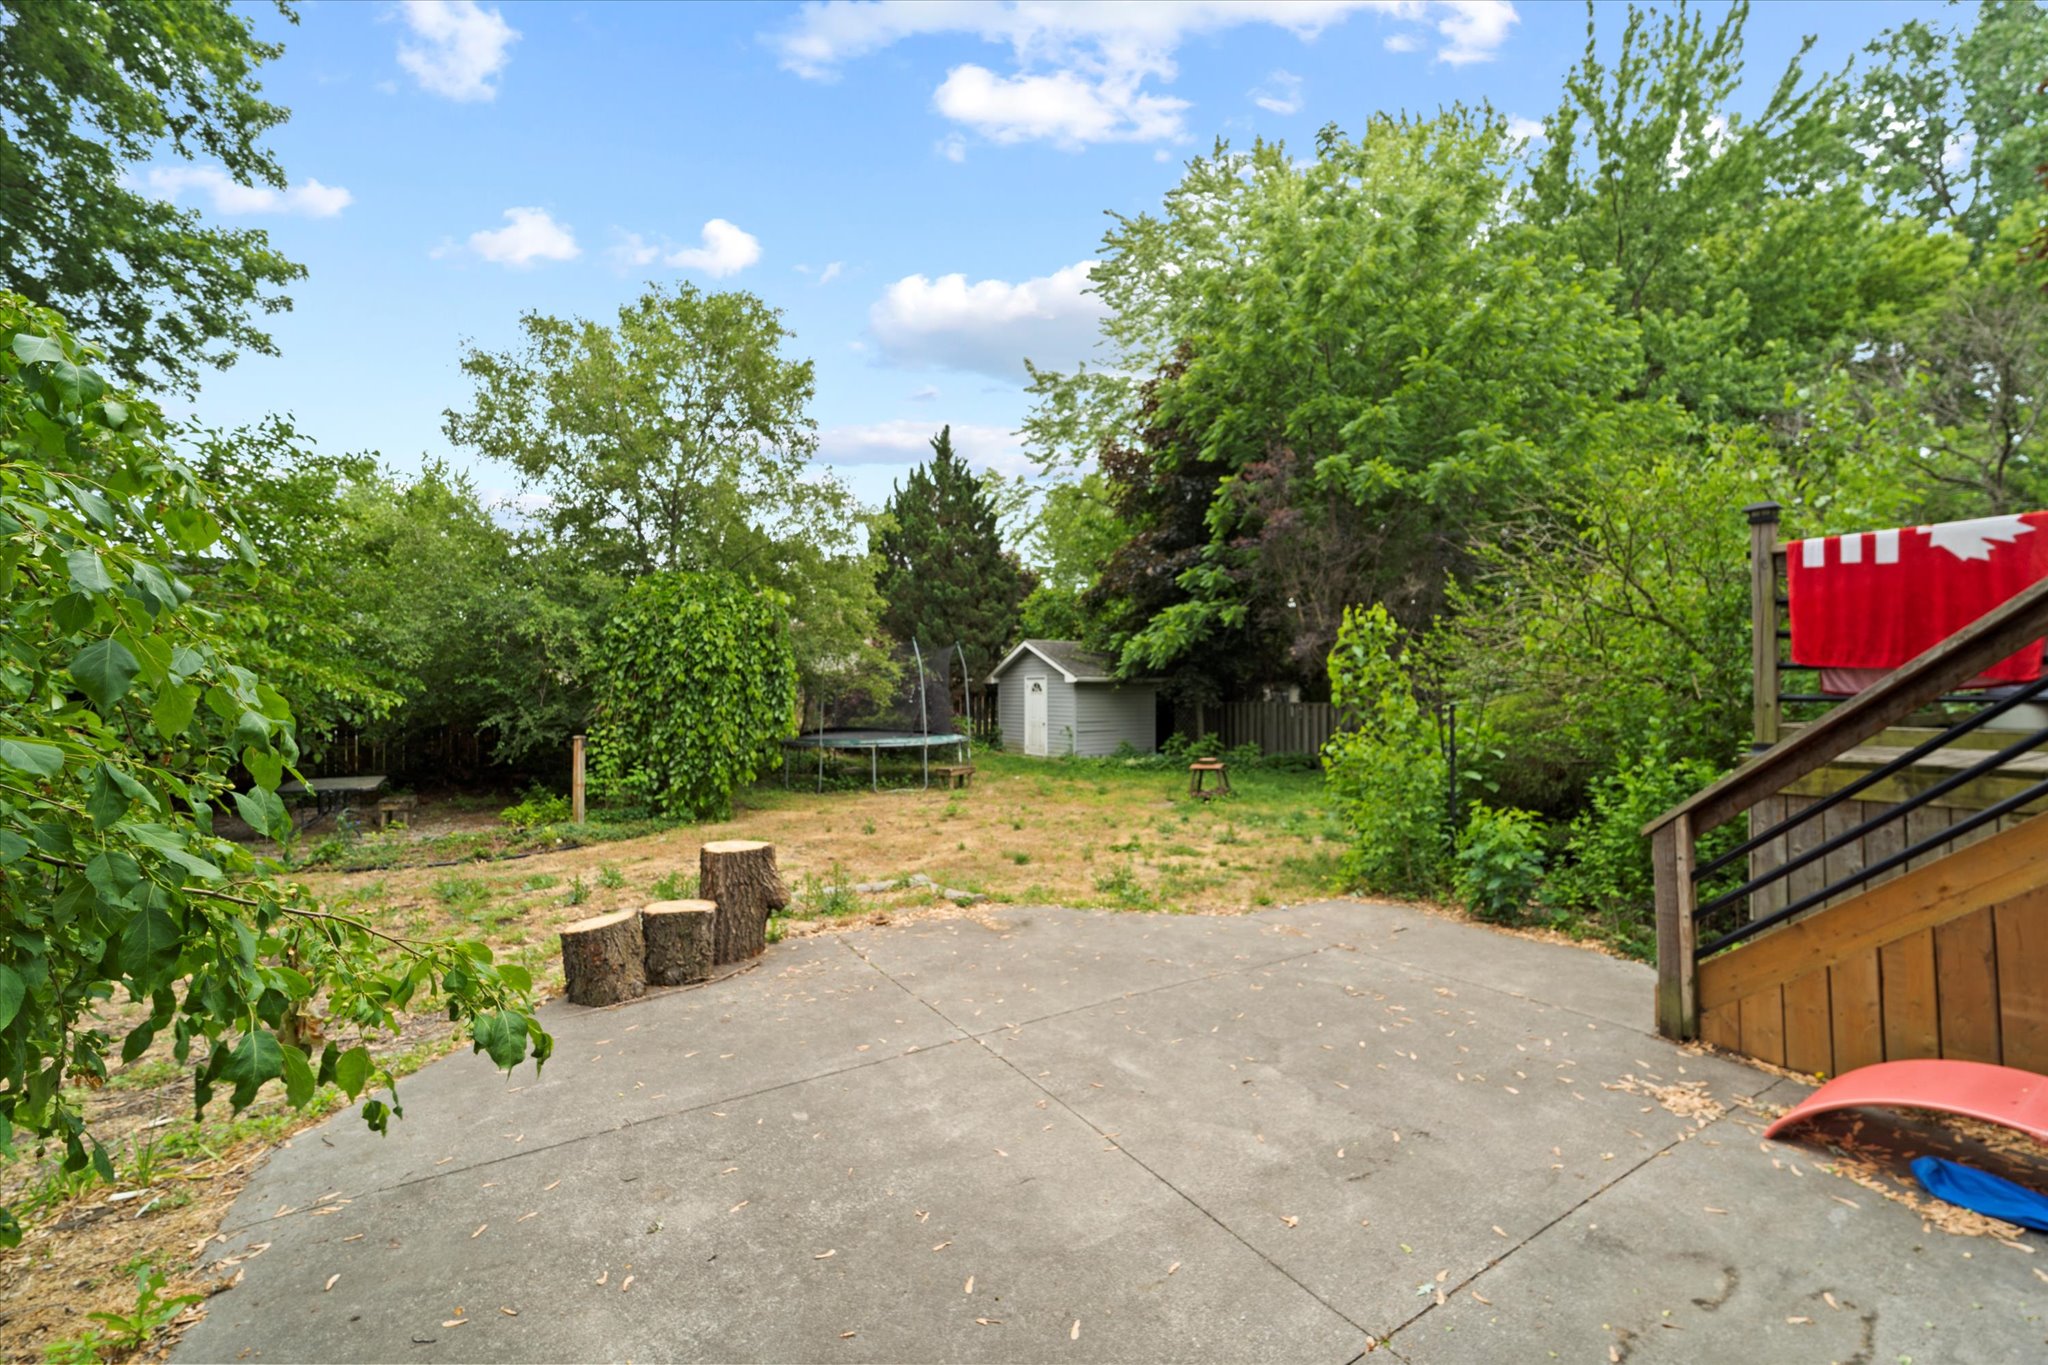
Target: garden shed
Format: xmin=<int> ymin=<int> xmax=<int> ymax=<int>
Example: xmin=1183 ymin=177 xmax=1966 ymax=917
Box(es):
xmin=987 ymin=640 xmax=1160 ymax=757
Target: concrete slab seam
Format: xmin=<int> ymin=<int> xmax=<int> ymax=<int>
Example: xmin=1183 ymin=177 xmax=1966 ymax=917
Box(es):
xmin=842 ymin=935 xmax=1380 ymax=1353
xmin=1382 ymin=1074 xmax=1805 ymax=1349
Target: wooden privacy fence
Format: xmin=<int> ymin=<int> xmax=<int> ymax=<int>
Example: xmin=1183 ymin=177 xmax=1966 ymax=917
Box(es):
xmin=305 ymin=724 xmax=491 ymax=781
xmin=1215 ymin=701 xmax=1339 ymax=756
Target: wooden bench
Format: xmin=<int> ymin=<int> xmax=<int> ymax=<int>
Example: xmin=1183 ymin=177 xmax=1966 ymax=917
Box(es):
xmin=932 ymin=764 xmax=975 ymax=790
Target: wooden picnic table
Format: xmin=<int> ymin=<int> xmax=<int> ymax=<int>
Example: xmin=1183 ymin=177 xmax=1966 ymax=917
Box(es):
xmin=277 ymin=774 xmax=388 ymax=820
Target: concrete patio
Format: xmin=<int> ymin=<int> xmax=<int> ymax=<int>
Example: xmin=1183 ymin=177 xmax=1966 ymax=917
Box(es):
xmin=176 ymin=901 xmax=2045 ymax=1363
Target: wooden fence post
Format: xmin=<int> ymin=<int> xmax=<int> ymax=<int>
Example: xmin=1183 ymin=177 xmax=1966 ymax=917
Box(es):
xmin=571 ymin=734 xmax=586 ymax=825
xmin=1653 ymin=813 xmax=1700 ymax=1040
xmin=1747 ymin=502 xmax=1782 ymax=752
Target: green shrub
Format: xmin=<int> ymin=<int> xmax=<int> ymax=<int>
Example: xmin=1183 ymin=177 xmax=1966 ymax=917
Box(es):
xmin=1323 ymin=605 xmax=1451 ymax=896
xmin=588 ymin=571 xmax=798 ymax=821
xmin=499 ymin=784 xmax=570 ymax=830
xmin=1453 ymin=805 xmax=1547 ymax=922
xmin=1546 ymin=738 xmax=1737 ymax=950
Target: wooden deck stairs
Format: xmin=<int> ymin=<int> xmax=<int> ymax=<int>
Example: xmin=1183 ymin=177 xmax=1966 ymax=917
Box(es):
xmin=1647 ymin=504 xmax=2048 ymax=1076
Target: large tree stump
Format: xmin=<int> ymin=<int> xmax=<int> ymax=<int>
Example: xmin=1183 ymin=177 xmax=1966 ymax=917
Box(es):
xmin=559 ymin=909 xmax=646 ymax=1006
xmin=700 ymin=840 xmax=788 ymax=965
xmin=642 ymin=899 xmax=717 ymax=986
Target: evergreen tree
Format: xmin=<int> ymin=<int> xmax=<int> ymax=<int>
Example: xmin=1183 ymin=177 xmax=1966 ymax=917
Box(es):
xmin=875 ymin=427 xmax=1031 ymax=714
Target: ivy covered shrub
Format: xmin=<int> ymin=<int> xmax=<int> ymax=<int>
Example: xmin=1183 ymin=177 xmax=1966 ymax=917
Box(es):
xmin=587 ymin=572 xmax=797 ymax=820
xmin=1322 ymin=604 xmax=1450 ymax=897
xmin=1453 ymin=805 xmax=1547 ymax=921
xmin=0 ymin=296 xmax=547 ymax=1238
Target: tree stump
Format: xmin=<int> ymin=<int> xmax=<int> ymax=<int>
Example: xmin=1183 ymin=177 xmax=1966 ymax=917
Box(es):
xmin=642 ymin=899 xmax=717 ymax=986
xmin=559 ymin=909 xmax=646 ymax=1006
xmin=700 ymin=840 xmax=788 ymax=965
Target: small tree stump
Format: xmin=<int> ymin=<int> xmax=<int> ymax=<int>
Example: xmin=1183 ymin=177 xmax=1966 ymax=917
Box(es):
xmin=642 ymin=899 xmax=717 ymax=986
xmin=559 ymin=909 xmax=646 ymax=1006
xmin=700 ymin=839 xmax=788 ymax=965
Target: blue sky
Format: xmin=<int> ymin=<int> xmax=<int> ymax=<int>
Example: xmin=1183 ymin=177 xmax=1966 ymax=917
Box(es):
xmin=173 ymin=0 xmax=1956 ymax=513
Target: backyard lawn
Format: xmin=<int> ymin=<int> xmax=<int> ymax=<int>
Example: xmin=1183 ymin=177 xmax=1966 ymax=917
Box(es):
xmin=0 ymin=753 xmax=1342 ymax=1359
xmin=316 ymin=751 xmax=1343 ymax=995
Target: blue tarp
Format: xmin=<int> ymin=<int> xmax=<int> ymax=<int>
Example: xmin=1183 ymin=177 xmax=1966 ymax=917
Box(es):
xmin=1911 ymin=1156 xmax=2048 ymax=1234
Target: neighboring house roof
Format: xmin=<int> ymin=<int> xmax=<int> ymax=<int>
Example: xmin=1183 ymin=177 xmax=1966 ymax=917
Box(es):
xmin=988 ymin=639 xmax=1155 ymax=685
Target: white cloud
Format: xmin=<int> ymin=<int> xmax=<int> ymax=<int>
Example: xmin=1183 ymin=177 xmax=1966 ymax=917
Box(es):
xmin=460 ymin=207 xmax=579 ymax=267
xmin=817 ymin=419 xmax=1029 ymax=475
xmin=611 ymin=220 xmax=763 ymax=277
xmin=938 ymin=133 xmax=969 ymax=162
xmin=1433 ymin=1 xmax=1517 ymax=65
xmin=935 ymin=64 xmax=1186 ymax=147
xmin=1383 ymin=32 xmax=1420 ymax=52
xmin=1504 ymin=114 xmax=1545 ymax=143
xmin=396 ymin=0 xmax=519 ymax=102
xmin=145 ymin=165 xmax=353 ymax=217
xmin=818 ymin=261 xmax=844 ymax=284
xmin=774 ymin=3 xmax=1520 ymax=150
xmin=909 ymin=385 xmax=939 ymax=402
xmin=667 ymin=219 xmax=762 ymax=276
xmin=869 ymin=260 xmax=1107 ymax=382
xmin=1251 ymin=69 xmax=1304 ymax=116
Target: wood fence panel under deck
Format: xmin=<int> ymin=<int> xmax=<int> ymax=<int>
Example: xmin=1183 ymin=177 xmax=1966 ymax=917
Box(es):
xmin=1700 ymin=813 xmax=2048 ymax=1076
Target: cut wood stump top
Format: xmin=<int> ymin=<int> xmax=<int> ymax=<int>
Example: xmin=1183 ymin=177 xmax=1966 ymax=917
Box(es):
xmin=560 ymin=908 xmax=640 ymax=936
xmin=644 ymin=898 xmax=718 ymax=916
xmin=702 ymin=838 xmax=773 ymax=854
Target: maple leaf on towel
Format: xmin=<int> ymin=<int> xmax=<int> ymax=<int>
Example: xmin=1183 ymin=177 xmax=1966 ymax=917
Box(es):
xmin=1788 ymin=512 xmax=2048 ymax=686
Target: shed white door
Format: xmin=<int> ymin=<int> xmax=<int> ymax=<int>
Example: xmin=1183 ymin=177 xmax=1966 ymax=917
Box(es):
xmin=1024 ymin=675 xmax=1049 ymax=756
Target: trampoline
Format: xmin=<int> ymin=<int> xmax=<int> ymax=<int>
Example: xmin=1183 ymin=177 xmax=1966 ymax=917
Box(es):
xmin=782 ymin=642 xmax=974 ymax=791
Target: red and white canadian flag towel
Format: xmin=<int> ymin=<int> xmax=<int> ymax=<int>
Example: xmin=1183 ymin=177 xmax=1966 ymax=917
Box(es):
xmin=1788 ymin=512 xmax=2048 ymax=688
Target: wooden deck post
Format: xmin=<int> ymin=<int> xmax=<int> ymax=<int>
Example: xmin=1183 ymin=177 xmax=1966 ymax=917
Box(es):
xmin=571 ymin=734 xmax=586 ymax=825
xmin=1747 ymin=502 xmax=1783 ymax=752
xmin=1653 ymin=813 xmax=1700 ymax=1041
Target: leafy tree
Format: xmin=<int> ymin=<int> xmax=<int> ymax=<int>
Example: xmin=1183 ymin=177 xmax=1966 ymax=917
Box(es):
xmin=0 ymin=0 xmax=306 ymax=389
xmin=874 ymin=426 xmax=1030 ymax=700
xmin=1015 ymin=472 xmax=1124 ymax=642
xmin=1032 ymin=112 xmax=1640 ymax=683
xmin=183 ymin=418 xmax=402 ymax=751
xmin=444 ymin=283 xmax=885 ymax=692
xmin=586 ymin=572 xmax=797 ymax=821
xmin=0 ymin=297 xmax=545 ymax=1238
xmin=1800 ymin=198 xmax=2048 ymax=517
xmin=1524 ymin=1 xmax=1951 ymax=421
xmin=335 ymin=464 xmax=615 ymax=769
xmin=1853 ymin=0 xmax=2048 ymax=247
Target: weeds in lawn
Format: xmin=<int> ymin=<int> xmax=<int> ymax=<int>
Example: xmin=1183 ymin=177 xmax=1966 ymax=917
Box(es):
xmin=598 ymin=863 xmax=626 ymax=889
xmin=564 ymin=876 xmax=589 ymax=907
xmin=652 ymin=870 xmax=695 ymax=899
xmin=1093 ymin=863 xmax=1155 ymax=910
xmin=797 ymin=866 xmax=860 ymax=917
xmin=430 ymin=875 xmax=492 ymax=913
xmin=524 ymin=873 xmax=558 ymax=890
xmin=1009 ymin=851 xmax=1030 ymax=865
xmin=44 ymin=1260 xmax=202 ymax=1363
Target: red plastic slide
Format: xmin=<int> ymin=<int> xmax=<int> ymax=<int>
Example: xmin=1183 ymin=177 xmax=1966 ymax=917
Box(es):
xmin=1763 ymin=1060 xmax=2048 ymax=1144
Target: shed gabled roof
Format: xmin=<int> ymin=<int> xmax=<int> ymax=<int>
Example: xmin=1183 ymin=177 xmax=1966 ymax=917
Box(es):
xmin=988 ymin=639 xmax=1135 ymax=685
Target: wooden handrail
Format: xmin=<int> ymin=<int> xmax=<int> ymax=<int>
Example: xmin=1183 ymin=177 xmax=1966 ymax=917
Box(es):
xmin=1645 ymin=569 xmax=2048 ymax=840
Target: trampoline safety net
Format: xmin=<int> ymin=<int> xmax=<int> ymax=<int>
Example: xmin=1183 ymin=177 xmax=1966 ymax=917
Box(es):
xmin=784 ymin=641 xmax=974 ymax=791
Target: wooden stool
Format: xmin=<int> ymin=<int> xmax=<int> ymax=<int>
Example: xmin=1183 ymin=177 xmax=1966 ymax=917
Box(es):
xmin=373 ymin=794 xmax=417 ymax=830
xmin=1189 ymin=759 xmax=1231 ymax=800
xmin=932 ymin=764 xmax=975 ymax=789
